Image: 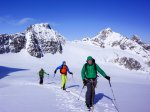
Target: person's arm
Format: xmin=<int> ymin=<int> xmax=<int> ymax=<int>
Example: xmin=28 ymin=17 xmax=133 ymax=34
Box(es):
xmin=43 ymin=70 xmax=49 ymax=75
xmin=67 ymin=66 xmax=73 ymax=74
xmin=81 ymin=64 xmax=86 ymax=80
xmin=96 ymin=64 xmax=110 ymax=80
xmin=44 ymin=72 xmax=49 ymax=75
xmin=81 ymin=64 xmax=88 ymax=85
xmin=96 ymin=64 xmax=107 ymax=77
xmin=54 ymin=65 xmax=62 ymax=74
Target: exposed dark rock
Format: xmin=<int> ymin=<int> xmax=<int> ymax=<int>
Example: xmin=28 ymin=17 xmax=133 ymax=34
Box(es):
xmin=27 ymin=34 xmax=43 ymax=58
xmin=92 ymin=38 xmax=105 ymax=48
xmin=115 ymin=57 xmax=141 ymax=70
xmin=0 ymin=33 xmax=26 ymax=53
xmin=131 ymin=35 xmax=150 ymax=51
xmin=120 ymin=44 xmax=126 ymax=50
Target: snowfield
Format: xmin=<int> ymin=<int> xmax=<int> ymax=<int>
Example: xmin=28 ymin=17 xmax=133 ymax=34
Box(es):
xmin=0 ymin=41 xmax=150 ymax=112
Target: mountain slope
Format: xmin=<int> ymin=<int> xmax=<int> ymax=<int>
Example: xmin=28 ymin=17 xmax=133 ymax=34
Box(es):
xmin=0 ymin=41 xmax=150 ymax=112
xmin=74 ymin=28 xmax=150 ymax=73
xmin=0 ymin=23 xmax=65 ymax=58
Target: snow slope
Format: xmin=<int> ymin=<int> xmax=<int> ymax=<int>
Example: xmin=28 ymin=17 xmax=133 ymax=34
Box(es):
xmin=74 ymin=28 xmax=150 ymax=73
xmin=0 ymin=41 xmax=150 ymax=112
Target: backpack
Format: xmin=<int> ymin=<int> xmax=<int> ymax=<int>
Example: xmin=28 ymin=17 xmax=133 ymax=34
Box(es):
xmin=85 ymin=59 xmax=97 ymax=72
xmin=39 ymin=69 xmax=44 ymax=77
xmin=60 ymin=65 xmax=67 ymax=74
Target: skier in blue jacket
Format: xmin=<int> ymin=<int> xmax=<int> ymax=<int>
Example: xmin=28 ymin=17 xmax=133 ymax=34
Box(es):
xmin=54 ymin=61 xmax=73 ymax=90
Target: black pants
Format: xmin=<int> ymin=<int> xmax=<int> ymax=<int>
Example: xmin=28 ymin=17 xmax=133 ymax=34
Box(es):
xmin=86 ymin=79 xmax=97 ymax=106
xmin=39 ymin=76 xmax=44 ymax=84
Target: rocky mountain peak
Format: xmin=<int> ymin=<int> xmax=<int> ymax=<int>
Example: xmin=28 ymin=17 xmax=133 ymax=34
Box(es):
xmin=26 ymin=23 xmax=51 ymax=32
xmin=0 ymin=23 xmax=65 ymax=58
xmin=98 ymin=27 xmax=113 ymax=38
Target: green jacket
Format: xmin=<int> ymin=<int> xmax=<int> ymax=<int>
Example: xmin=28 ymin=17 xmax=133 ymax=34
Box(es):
xmin=81 ymin=63 xmax=107 ymax=80
xmin=39 ymin=69 xmax=48 ymax=77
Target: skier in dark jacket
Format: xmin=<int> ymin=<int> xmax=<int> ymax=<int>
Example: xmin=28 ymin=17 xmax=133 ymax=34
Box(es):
xmin=39 ymin=68 xmax=49 ymax=85
xmin=81 ymin=56 xmax=110 ymax=109
xmin=54 ymin=61 xmax=73 ymax=90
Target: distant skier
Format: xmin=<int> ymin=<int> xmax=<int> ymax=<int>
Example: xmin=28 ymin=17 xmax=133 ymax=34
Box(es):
xmin=81 ymin=56 xmax=110 ymax=110
xmin=38 ymin=68 xmax=49 ymax=85
xmin=54 ymin=61 xmax=73 ymax=90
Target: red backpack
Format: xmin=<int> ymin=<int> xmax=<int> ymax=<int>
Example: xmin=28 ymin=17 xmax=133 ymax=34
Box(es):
xmin=60 ymin=65 xmax=67 ymax=74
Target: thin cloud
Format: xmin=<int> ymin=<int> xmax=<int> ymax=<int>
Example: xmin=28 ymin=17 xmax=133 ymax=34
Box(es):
xmin=17 ymin=18 xmax=35 ymax=25
xmin=0 ymin=16 xmax=59 ymax=27
xmin=0 ymin=16 xmax=36 ymax=25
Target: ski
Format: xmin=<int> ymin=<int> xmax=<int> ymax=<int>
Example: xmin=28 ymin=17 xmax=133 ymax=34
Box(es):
xmin=64 ymin=90 xmax=70 ymax=92
xmin=86 ymin=108 xmax=92 ymax=112
xmin=86 ymin=107 xmax=91 ymax=111
xmin=85 ymin=103 xmax=94 ymax=112
xmin=90 ymin=106 xmax=94 ymax=112
xmin=85 ymin=105 xmax=94 ymax=112
xmin=61 ymin=88 xmax=70 ymax=92
xmin=85 ymin=107 xmax=91 ymax=112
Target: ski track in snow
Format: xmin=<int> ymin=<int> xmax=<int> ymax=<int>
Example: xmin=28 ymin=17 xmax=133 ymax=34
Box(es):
xmin=19 ymin=81 xmax=116 ymax=112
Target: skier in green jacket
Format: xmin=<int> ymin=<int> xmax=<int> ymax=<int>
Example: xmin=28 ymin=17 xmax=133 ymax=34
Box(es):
xmin=81 ymin=56 xmax=110 ymax=110
xmin=39 ymin=68 xmax=49 ymax=85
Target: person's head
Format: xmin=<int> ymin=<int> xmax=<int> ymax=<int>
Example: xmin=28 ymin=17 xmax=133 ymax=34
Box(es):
xmin=87 ymin=56 xmax=93 ymax=65
xmin=62 ymin=61 xmax=66 ymax=65
xmin=41 ymin=68 xmax=43 ymax=71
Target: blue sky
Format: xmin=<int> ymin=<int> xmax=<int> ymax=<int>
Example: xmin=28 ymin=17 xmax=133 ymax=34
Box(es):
xmin=0 ymin=0 xmax=150 ymax=42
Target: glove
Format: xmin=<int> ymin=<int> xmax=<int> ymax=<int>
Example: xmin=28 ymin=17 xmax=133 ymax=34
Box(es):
xmin=83 ymin=78 xmax=88 ymax=85
xmin=105 ymin=76 xmax=110 ymax=81
xmin=70 ymin=72 xmax=73 ymax=75
xmin=54 ymin=70 xmax=56 ymax=74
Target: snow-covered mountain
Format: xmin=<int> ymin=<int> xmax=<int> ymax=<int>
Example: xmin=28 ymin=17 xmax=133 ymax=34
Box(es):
xmin=0 ymin=23 xmax=65 ymax=58
xmin=1 ymin=41 xmax=150 ymax=112
xmin=0 ymin=25 xmax=150 ymax=73
xmin=80 ymin=28 xmax=149 ymax=52
xmin=73 ymin=28 xmax=150 ymax=73
xmin=79 ymin=28 xmax=150 ymax=56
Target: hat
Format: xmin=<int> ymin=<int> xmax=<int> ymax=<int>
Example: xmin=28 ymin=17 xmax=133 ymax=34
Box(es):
xmin=62 ymin=61 xmax=66 ymax=64
xmin=87 ymin=56 xmax=93 ymax=61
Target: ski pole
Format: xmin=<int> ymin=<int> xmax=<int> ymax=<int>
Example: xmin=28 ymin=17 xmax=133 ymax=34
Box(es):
xmin=72 ymin=74 xmax=73 ymax=80
xmin=53 ymin=74 xmax=55 ymax=78
xmin=47 ymin=74 xmax=50 ymax=79
xmin=78 ymin=85 xmax=85 ymax=100
xmin=72 ymin=75 xmax=76 ymax=83
xmin=46 ymin=73 xmax=49 ymax=84
xmin=108 ymin=80 xmax=120 ymax=112
xmin=109 ymin=80 xmax=112 ymax=87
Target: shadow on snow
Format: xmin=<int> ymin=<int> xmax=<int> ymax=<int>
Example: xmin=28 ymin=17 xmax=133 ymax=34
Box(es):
xmin=0 ymin=66 xmax=28 ymax=79
xmin=94 ymin=93 xmax=112 ymax=104
xmin=66 ymin=84 xmax=80 ymax=89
